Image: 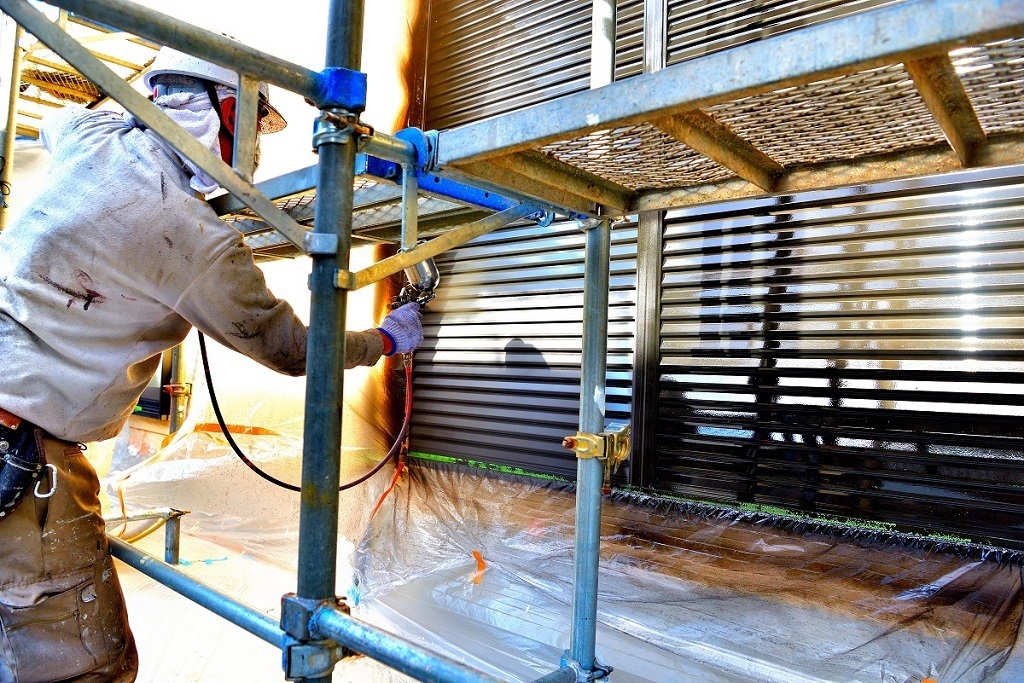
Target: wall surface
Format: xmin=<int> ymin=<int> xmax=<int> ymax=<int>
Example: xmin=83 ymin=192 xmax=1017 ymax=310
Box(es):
xmin=410 ymin=0 xmax=1024 ymax=549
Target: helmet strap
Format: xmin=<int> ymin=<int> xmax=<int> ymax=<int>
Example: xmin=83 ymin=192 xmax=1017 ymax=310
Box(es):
xmin=201 ymin=80 xmax=234 ymax=165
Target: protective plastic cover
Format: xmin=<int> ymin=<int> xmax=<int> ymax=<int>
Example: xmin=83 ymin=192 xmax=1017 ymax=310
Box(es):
xmin=101 ymin=280 xmax=1023 ymax=682
xmin=355 ymin=459 xmax=1024 ymax=683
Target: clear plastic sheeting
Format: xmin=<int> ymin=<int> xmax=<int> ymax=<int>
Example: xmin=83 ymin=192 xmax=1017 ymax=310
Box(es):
xmin=356 ymin=459 xmax=1024 ymax=683
xmin=105 ymin=372 xmax=394 ymax=570
xmin=114 ymin=530 xmax=415 ymax=683
xmin=102 ymin=421 xmax=411 ymax=682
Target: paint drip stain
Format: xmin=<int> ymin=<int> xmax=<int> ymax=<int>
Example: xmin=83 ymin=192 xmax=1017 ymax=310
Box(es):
xmin=38 ymin=269 xmax=107 ymax=310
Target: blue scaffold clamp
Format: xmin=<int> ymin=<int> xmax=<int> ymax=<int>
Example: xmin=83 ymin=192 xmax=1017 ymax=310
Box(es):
xmin=394 ymin=127 xmax=438 ymax=174
xmin=314 ymin=67 xmax=368 ymax=113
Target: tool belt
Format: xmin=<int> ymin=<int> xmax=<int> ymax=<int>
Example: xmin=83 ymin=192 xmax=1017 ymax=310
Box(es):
xmin=0 ymin=407 xmax=50 ymax=520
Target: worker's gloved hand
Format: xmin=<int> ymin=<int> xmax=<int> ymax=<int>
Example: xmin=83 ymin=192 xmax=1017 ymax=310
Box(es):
xmin=378 ymin=302 xmax=423 ymax=356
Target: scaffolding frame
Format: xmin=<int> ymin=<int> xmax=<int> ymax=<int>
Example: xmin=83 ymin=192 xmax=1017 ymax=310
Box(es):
xmin=1 ymin=0 xmax=1023 ymax=681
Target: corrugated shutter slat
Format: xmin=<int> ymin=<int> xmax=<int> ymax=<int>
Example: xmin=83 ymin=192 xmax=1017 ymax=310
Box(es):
xmin=410 ymin=218 xmax=638 ymax=477
xmin=656 ymin=168 xmax=1024 ymax=548
xmin=425 ymin=0 xmax=644 ymax=129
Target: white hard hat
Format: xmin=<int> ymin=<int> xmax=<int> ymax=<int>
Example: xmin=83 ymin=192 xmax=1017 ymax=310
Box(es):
xmin=143 ymin=47 xmax=287 ymax=133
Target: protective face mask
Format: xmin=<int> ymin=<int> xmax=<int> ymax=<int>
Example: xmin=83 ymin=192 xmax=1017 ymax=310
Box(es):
xmin=142 ymin=92 xmax=221 ymax=194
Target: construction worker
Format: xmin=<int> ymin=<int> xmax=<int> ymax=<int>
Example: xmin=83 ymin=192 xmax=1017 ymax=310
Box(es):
xmin=0 ymin=47 xmax=422 ymax=682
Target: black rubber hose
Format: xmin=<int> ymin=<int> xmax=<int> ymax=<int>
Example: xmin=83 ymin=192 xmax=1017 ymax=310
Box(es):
xmin=197 ymin=331 xmax=411 ymax=493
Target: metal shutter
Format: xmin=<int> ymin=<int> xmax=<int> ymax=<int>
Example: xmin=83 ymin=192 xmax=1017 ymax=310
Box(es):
xmin=665 ymin=0 xmax=901 ymax=66
xmin=410 ymin=218 xmax=637 ymax=477
xmin=423 ymin=0 xmax=898 ymax=130
xmin=655 ymin=165 xmax=1024 ymax=549
xmin=424 ymin=0 xmax=644 ymax=130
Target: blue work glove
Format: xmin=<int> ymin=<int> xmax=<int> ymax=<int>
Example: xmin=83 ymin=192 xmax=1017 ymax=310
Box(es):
xmin=378 ymin=302 xmax=423 ymax=355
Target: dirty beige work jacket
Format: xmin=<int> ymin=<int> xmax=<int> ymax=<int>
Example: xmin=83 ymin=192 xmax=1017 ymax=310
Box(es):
xmin=0 ymin=109 xmax=382 ymax=443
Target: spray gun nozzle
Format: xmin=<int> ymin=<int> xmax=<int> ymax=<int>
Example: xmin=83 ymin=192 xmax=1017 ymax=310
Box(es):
xmin=392 ymin=251 xmax=440 ymax=309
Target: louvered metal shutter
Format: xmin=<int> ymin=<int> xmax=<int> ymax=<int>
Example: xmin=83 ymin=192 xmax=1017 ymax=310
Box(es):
xmin=665 ymin=0 xmax=902 ymax=66
xmin=424 ymin=0 xmax=643 ymax=130
xmin=655 ymin=166 xmax=1024 ymax=549
xmin=410 ymin=219 xmax=637 ymax=477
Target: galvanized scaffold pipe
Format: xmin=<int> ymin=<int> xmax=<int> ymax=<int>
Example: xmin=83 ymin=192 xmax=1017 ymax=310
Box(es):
xmin=569 ymin=219 xmax=611 ymax=675
xmin=113 ymin=538 xmax=508 ymax=683
xmin=401 ymin=162 xmax=418 ymax=251
xmin=361 ymin=130 xmax=417 ymax=166
xmin=312 ymin=607 xmax=507 ymax=683
xmin=43 ymin=0 xmax=322 ymax=102
xmin=532 ymin=665 xmax=578 ymax=683
xmin=109 ymin=537 xmax=287 ymax=648
xmin=290 ymin=0 xmax=364 ymax=681
xmin=0 ymin=22 xmax=22 ymax=231
xmin=566 ymin=0 xmax=617 ymax=677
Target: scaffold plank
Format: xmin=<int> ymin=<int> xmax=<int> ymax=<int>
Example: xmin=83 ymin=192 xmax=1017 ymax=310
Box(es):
xmin=906 ymin=55 xmax=987 ymax=165
xmin=633 ymin=134 xmax=1024 ymax=212
xmin=651 ymin=110 xmax=783 ymax=190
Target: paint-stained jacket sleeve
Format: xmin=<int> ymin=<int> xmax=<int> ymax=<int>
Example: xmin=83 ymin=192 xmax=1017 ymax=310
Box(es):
xmin=171 ymin=226 xmax=384 ymax=374
xmin=344 ymin=329 xmax=387 ymax=368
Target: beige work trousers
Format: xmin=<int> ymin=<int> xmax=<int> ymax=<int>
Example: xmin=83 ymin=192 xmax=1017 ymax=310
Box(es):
xmin=0 ymin=434 xmax=137 ymax=682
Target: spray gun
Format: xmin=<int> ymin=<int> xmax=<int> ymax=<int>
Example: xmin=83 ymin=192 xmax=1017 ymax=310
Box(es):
xmin=385 ymin=253 xmax=438 ymax=469
xmin=390 ymin=252 xmax=440 ymax=310
xmin=389 ymin=253 xmax=439 ymax=377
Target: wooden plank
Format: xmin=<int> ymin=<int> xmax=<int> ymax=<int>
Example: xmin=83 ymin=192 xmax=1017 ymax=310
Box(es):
xmin=452 ymin=160 xmax=599 ymax=216
xmin=458 ymin=150 xmax=634 ymax=213
xmin=18 ymin=94 xmax=63 ymax=108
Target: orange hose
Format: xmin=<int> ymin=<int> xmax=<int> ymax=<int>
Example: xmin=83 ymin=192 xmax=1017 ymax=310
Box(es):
xmin=368 ymin=359 xmax=414 ymax=520
xmin=369 ymin=457 xmax=405 ymax=522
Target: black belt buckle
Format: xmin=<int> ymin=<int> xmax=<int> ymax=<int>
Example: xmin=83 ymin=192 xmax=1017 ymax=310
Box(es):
xmin=0 ymin=419 xmax=47 ymax=520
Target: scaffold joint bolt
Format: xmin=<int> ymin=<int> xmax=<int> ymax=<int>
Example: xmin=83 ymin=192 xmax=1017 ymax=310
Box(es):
xmin=312 ymin=109 xmax=356 ymax=150
xmin=560 ymin=652 xmax=615 ymax=681
xmin=334 ymin=269 xmax=356 ymax=290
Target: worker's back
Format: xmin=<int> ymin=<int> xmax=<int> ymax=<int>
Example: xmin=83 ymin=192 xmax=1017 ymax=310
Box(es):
xmin=0 ymin=107 xmax=306 ymax=444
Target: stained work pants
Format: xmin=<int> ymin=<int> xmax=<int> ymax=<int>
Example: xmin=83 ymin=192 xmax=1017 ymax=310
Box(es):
xmin=0 ymin=434 xmax=137 ymax=682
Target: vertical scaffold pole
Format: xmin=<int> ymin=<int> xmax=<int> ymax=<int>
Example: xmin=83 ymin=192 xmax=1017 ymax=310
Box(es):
xmin=0 ymin=22 xmax=22 ymax=231
xmin=568 ymin=0 xmax=615 ymax=675
xmin=569 ymin=220 xmax=611 ymax=673
xmin=294 ymin=1 xmax=363 ymax=682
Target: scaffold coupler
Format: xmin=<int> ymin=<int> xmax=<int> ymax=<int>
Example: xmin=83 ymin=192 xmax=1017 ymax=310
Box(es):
xmin=562 ymin=421 xmax=631 ymax=495
xmin=281 ymin=593 xmax=353 ymax=680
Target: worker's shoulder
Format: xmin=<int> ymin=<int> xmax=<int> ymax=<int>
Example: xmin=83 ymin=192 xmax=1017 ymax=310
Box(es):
xmin=42 ymin=107 xmax=122 ymax=135
xmin=163 ymin=189 xmax=248 ymax=249
xmin=40 ymin=108 xmax=126 ymax=152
